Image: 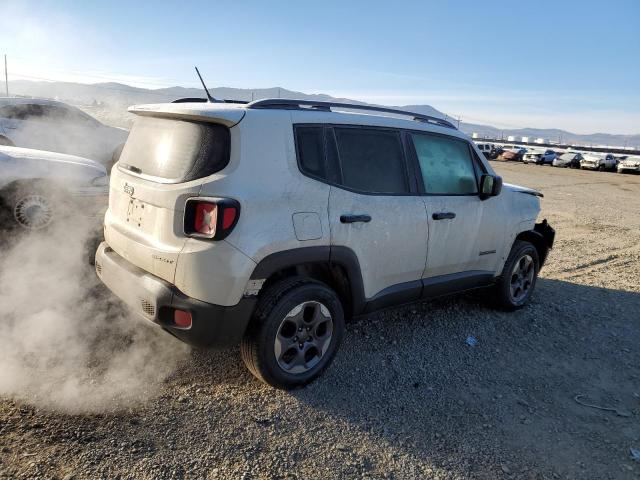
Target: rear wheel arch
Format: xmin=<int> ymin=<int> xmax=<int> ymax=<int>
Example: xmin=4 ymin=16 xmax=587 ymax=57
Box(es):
xmin=0 ymin=136 xmax=14 ymax=146
xmin=250 ymin=246 xmax=365 ymax=318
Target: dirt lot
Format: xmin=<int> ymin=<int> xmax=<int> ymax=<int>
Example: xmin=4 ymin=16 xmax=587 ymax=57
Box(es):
xmin=1 ymin=163 xmax=639 ymax=479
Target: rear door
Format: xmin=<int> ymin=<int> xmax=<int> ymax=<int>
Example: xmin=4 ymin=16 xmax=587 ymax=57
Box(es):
xmin=407 ymin=131 xmax=505 ymax=278
xmin=326 ymin=126 xmax=428 ymax=301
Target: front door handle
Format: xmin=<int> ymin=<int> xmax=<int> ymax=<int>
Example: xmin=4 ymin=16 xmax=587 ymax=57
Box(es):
xmin=340 ymin=214 xmax=371 ymax=224
xmin=432 ymin=212 xmax=456 ymax=220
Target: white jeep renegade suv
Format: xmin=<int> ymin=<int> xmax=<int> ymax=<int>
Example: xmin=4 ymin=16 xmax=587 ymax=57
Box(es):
xmin=95 ymin=98 xmax=555 ymax=389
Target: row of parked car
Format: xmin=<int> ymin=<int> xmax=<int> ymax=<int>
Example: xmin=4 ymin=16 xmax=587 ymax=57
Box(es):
xmin=474 ymin=142 xmax=640 ymax=174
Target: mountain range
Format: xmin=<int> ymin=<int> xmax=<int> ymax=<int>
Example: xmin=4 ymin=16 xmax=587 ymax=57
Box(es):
xmin=6 ymin=79 xmax=639 ymax=148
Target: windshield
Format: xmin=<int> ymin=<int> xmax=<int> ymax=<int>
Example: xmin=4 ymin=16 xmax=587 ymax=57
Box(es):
xmin=560 ymin=153 xmax=574 ymax=159
xmin=118 ymin=116 xmax=230 ymax=183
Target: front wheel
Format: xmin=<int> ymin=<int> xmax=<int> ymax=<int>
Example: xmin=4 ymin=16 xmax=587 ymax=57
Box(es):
xmin=490 ymin=241 xmax=539 ymax=310
xmin=240 ymin=278 xmax=345 ymax=389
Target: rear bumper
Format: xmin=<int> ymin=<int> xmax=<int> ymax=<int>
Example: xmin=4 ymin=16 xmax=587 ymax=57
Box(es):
xmin=95 ymin=242 xmax=256 ymax=348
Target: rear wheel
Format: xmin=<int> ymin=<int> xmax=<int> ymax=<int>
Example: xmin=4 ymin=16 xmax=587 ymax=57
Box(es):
xmin=490 ymin=241 xmax=539 ymax=310
xmin=240 ymin=278 xmax=344 ymax=389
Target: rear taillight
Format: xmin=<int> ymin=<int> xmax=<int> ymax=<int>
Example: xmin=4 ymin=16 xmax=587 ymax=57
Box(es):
xmin=184 ymin=197 xmax=240 ymax=240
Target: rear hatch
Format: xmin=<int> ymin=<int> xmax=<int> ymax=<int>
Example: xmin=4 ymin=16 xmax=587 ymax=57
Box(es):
xmin=104 ymin=108 xmax=240 ymax=284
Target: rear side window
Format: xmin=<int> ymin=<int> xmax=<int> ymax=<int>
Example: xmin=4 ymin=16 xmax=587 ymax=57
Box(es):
xmin=118 ymin=116 xmax=230 ymax=183
xmin=295 ymin=126 xmax=326 ymax=180
xmin=411 ymin=133 xmax=478 ymax=195
xmin=334 ymin=127 xmax=408 ymax=194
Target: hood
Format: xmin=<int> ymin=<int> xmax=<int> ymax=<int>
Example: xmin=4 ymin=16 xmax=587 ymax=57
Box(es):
xmin=0 ymin=145 xmax=105 ymax=173
xmin=504 ymin=182 xmax=543 ymax=198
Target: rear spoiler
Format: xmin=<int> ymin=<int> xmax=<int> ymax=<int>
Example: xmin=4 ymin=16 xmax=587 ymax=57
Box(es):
xmin=129 ymin=103 xmax=246 ymax=128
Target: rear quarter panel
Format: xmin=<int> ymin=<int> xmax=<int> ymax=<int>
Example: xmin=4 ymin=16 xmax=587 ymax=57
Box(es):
xmin=198 ymin=109 xmax=332 ymax=263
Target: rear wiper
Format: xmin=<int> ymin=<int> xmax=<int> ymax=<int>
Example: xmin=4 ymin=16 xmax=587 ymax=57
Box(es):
xmin=120 ymin=163 xmax=142 ymax=174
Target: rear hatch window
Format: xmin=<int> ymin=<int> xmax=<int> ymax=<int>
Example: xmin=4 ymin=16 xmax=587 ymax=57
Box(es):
xmin=118 ymin=116 xmax=230 ymax=183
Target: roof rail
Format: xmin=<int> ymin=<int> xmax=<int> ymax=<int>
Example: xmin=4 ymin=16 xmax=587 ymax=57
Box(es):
xmin=246 ymin=98 xmax=456 ymax=129
xmin=171 ymin=98 xmax=249 ymax=104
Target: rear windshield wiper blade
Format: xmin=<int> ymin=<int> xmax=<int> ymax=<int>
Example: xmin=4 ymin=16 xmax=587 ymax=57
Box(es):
xmin=120 ymin=163 xmax=143 ymax=174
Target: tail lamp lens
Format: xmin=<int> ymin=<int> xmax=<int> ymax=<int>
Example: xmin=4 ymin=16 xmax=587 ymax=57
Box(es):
xmin=185 ymin=198 xmax=240 ymax=240
xmin=173 ymin=309 xmax=192 ymax=329
xmin=194 ymin=203 xmax=217 ymax=235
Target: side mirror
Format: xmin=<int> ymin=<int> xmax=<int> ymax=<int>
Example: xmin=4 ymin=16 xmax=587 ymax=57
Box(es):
xmin=479 ymin=174 xmax=502 ymax=199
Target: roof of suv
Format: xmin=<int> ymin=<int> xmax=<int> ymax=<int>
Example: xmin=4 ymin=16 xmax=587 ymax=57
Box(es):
xmin=129 ymin=98 xmax=465 ymax=137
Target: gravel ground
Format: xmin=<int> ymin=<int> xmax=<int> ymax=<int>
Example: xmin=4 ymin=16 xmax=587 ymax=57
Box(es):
xmin=1 ymin=162 xmax=639 ymax=479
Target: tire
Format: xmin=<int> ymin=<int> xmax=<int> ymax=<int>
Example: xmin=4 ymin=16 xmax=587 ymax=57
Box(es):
xmin=490 ymin=240 xmax=539 ymax=310
xmin=2 ymin=181 xmax=70 ymax=231
xmin=240 ymin=277 xmax=345 ymax=389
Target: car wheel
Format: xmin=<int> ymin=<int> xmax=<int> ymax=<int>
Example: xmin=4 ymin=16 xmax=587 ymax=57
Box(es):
xmin=490 ymin=240 xmax=539 ymax=310
xmin=3 ymin=182 xmax=69 ymax=231
xmin=241 ymin=277 xmax=345 ymax=389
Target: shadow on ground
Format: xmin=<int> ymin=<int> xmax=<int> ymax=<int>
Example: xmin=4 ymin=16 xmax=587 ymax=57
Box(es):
xmin=188 ymin=278 xmax=640 ymax=478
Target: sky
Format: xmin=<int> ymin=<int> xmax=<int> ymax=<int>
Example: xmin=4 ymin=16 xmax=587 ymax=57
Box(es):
xmin=0 ymin=0 xmax=638 ymax=134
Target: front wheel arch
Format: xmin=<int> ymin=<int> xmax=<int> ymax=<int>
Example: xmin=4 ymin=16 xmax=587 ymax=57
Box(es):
xmin=514 ymin=230 xmax=548 ymax=270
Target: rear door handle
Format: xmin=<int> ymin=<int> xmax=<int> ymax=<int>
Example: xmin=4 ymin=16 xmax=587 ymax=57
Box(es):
xmin=340 ymin=214 xmax=371 ymax=224
xmin=432 ymin=212 xmax=456 ymax=220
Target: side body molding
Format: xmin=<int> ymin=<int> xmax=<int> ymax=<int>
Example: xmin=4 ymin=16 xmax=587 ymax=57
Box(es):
xmin=249 ymin=247 xmax=497 ymax=317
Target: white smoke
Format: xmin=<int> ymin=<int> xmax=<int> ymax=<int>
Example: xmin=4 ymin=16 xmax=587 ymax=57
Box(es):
xmin=0 ymin=219 xmax=189 ymax=414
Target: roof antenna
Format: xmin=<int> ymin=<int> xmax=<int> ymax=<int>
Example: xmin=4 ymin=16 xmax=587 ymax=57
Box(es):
xmin=194 ymin=66 xmax=218 ymax=103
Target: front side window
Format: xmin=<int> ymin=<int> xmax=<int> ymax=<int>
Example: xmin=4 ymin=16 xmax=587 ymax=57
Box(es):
xmin=411 ymin=133 xmax=478 ymax=195
xmin=334 ymin=127 xmax=408 ymax=194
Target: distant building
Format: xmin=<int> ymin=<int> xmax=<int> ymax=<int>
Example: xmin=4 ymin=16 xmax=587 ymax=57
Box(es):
xmin=507 ymin=135 xmax=516 ymax=142
xmin=535 ymin=138 xmax=547 ymax=144
xmin=472 ymin=132 xmax=480 ymax=139
xmin=521 ymin=136 xmax=531 ymax=143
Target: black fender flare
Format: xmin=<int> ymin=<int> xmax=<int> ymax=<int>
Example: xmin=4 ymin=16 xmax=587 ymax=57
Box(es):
xmin=516 ymin=220 xmax=555 ymax=268
xmin=249 ymin=246 xmax=366 ymax=315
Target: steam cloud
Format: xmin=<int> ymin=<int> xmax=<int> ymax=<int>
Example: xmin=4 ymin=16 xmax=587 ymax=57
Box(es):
xmin=0 ymin=218 xmax=189 ymax=414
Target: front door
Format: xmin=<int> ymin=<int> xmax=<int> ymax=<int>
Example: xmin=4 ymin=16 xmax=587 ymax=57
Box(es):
xmin=407 ymin=131 xmax=503 ymax=278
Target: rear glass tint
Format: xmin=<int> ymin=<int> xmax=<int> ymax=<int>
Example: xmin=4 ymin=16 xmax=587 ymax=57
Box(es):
xmin=295 ymin=126 xmax=326 ymax=179
xmin=118 ymin=116 xmax=230 ymax=183
xmin=334 ymin=127 xmax=408 ymax=194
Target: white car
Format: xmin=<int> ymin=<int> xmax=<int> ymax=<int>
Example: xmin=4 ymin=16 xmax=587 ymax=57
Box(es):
xmin=0 ymin=98 xmax=128 ymax=168
xmin=580 ymin=153 xmax=617 ymax=171
xmin=617 ymin=155 xmax=640 ymax=174
xmin=95 ymin=98 xmax=555 ymax=389
xmin=0 ymin=145 xmax=108 ymax=230
xmin=524 ymin=149 xmax=557 ymax=165
xmin=474 ymin=142 xmax=494 ymax=159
